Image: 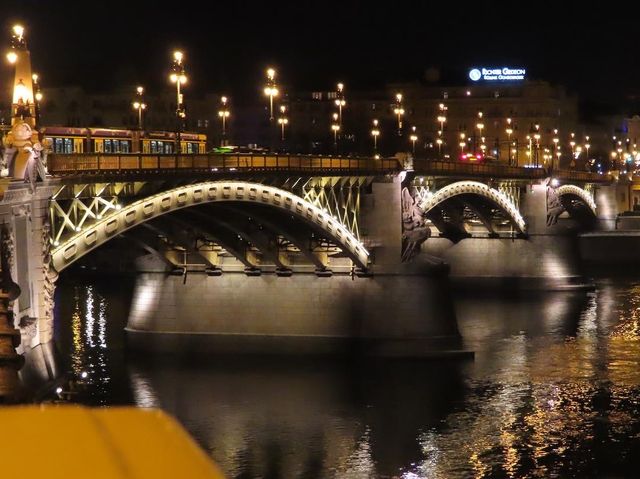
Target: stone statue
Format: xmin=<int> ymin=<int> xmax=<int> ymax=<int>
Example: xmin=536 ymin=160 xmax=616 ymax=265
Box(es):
xmin=23 ymin=142 xmax=46 ymax=193
xmin=546 ymin=182 xmax=565 ymax=226
xmin=1 ymin=146 xmax=17 ymax=178
xmin=401 ymin=187 xmax=431 ymax=262
xmin=0 ymin=224 xmax=20 ymax=301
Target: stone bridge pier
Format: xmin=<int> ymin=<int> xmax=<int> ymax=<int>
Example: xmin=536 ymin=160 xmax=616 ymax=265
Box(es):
xmin=120 ymin=177 xmax=461 ymax=357
xmin=412 ymin=175 xmax=612 ymax=289
xmin=0 ymin=181 xmax=59 ymax=387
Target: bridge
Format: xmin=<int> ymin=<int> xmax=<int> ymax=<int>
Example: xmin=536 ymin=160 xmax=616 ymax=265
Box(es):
xmin=0 ymin=29 xmax=625 ymax=391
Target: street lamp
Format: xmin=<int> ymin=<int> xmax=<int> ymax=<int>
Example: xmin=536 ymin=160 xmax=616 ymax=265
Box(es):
xmin=437 ymin=102 xmax=447 ymax=136
xmin=218 ymin=96 xmax=230 ymax=145
xmin=585 ymin=135 xmax=590 ymax=160
xmin=552 ymin=130 xmax=559 ymax=170
xmin=394 ymin=93 xmax=404 ymax=134
xmin=32 ymin=72 xmax=42 ymax=126
xmin=476 ymin=121 xmax=484 ymax=154
xmin=132 ymin=85 xmax=146 ymax=130
xmin=409 ymin=126 xmax=418 ymax=154
xmin=371 ymin=119 xmax=380 ymax=156
xmin=264 ymin=67 xmax=279 ymax=121
xmin=335 ymin=82 xmax=346 ymax=128
xmin=6 ymin=24 xmax=25 ymax=64
xmin=169 ymin=50 xmax=187 ymax=153
xmin=474 ymin=110 xmax=484 ymax=154
xmin=459 ymin=132 xmax=466 ymax=156
xmin=505 ymin=118 xmax=513 ymax=165
xmin=277 ymin=105 xmax=288 ymax=141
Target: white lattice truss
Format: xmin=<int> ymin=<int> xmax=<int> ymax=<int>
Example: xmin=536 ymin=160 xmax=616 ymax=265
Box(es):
xmin=418 ymin=180 xmax=527 ymax=233
xmin=49 ymin=182 xmax=145 ymax=246
xmin=556 ymin=184 xmax=597 ymax=214
xmin=301 ymin=177 xmax=363 ymax=240
xmin=50 ymin=181 xmax=370 ymax=272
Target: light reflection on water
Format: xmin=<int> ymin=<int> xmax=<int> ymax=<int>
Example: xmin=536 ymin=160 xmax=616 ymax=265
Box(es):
xmin=55 ymin=277 xmax=640 ymax=478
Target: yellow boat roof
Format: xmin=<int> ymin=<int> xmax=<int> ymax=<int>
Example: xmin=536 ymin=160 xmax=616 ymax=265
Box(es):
xmin=0 ymin=405 xmax=225 ymax=479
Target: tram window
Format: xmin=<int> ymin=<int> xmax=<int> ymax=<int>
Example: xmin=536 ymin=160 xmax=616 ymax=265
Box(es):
xmin=64 ymin=138 xmax=73 ymax=153
xmin=104 ymin=139 xmax=112 ymax=153
xmin=120 ymin=140 xmax=130 ymax=153
xmin=164 ymin=143 xmax=173 ymax=154
xmin=53 ymin=138 xmax=64 ymax=153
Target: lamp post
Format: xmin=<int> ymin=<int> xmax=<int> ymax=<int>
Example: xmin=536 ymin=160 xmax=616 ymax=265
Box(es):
xmin=585 ymin=135 xmax=590 ymax=161
xmin=552 ymin=129 xmax=559 ymax=171
xmin=459 ymin=132 xmax=466 ymax=156
xmin=394 ymin=93 xmax=404 ymax=134
xmin=218 ymin=96 xmax=230 ymax=145
xmin=569 ymin=132 xmax=576 ymax=168
xmin=409 ymin=126 xmax=418 ymax=155
xmin=371 ymin=119 xmax=380 ymax=156
xmin=437 ymin=102 xmax=447 ymax=139
xmin=264 ymin=67 xmax=279 ymax=121
xmin=474 ymin=110 xmax=484 ymax=154
xmin=331 ymin=112 xmax=340 ymax=152
xmin=32 ymin=73 xmax=42 ymax=127
xmin=335 ymin=82 xmax=346 ymax=128
xmin=476 ymin=123 xmax=484 ymax=155
xmin=505 ymin=118 xmax=513 ymax=165
xmin=169 ymin=50 xmax=187 ymax=153
xmin=277 ymin=105 xmax=288 ymax=141
xmin=534 ymin=129 xmax=541 ymax=167
xmin=132 ymin=85 xmax=146 ymax=130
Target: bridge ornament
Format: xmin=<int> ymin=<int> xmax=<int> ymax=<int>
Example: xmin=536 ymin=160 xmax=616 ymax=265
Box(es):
xmin=50 ymin=181 xmax=370 ymax=272
xmin=401 ymin=187 xmax=431 ymax=262
xmin=418 ymin=181 xmax=527 ymax=234
xmin=0 ymin=119 xmax=47 ymax=191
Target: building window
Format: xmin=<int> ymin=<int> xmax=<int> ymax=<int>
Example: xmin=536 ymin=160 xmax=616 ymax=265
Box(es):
xmin=327 ymin=92 xmax=337 ymax=100
xmin=312 ymin=92 xmax=323 ymax=100
xmin=443 ymin=91 xmax=449 ymax=99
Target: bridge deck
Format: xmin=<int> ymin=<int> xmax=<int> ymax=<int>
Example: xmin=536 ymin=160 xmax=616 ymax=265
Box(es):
xmin=47 ymin=153 xmax=611 ymax=183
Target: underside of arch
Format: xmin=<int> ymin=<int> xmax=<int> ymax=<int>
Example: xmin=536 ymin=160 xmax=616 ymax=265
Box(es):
xmin=51 ymin=181 xmax=370 ymax=272
xmin=418 ymin=181 xmax=526 ymax=239
xmin=556 ymin=184 xmax=597 ymax=219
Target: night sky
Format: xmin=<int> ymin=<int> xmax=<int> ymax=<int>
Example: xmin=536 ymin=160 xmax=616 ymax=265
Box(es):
xmin=2 ymin=0 xmax=640 ymax=113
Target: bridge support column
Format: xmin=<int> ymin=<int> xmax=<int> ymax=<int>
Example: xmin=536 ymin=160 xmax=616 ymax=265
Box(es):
xmin=422 ymin=182 xmax=592 ymax=290
xmin=0 ymin=181 xmax=59 ymax=383
xmin=125 ymin=269 xmax=463 ymax=357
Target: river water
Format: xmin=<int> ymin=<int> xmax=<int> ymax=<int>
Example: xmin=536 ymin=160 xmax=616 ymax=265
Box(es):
xmin=52 ymin=274 xmax=640 ymax=478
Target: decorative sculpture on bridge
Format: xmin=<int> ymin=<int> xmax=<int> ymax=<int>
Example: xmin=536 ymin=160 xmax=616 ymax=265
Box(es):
xmin=546 ymin=181 xmax=565 ymax=226
xmin=401 ymin=187 xmax=431 ymax=262
xmin=0 ymin=223 xmax=23 ymax=400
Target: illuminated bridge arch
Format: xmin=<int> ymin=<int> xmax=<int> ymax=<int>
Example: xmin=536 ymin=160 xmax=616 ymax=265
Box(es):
xmin=556 ymin=184 xmax=597 ymax=217
xmin=51 ymin=181 xmax=370 ymax=272
xmin=418 ymin=181 xmax=527 ymax=234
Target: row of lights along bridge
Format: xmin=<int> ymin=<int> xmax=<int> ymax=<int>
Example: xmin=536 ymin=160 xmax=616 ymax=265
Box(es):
xmin=5 ymin=25 xmax=599 ymax=167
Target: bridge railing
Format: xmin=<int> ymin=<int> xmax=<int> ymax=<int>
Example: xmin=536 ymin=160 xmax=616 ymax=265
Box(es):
xmin=47 ymin=153 xmax=402 ymax=175
xmin=413 ymin=159 xmax=546 ymax=179
xmin=553 ymin=169 xmax=612 ymax=183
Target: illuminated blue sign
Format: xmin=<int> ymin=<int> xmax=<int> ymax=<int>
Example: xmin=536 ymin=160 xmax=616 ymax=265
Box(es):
xmin=469 ymin=67 xmax=526 ymax=81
